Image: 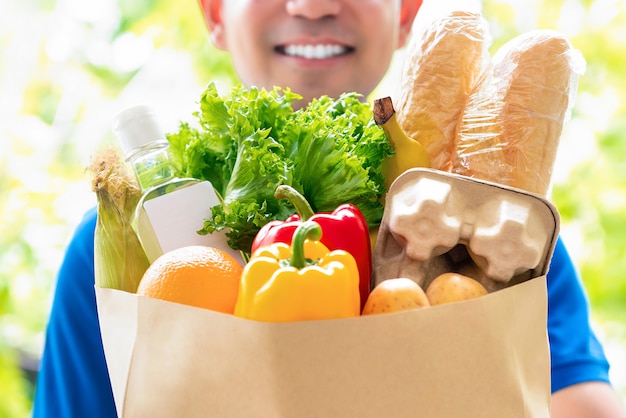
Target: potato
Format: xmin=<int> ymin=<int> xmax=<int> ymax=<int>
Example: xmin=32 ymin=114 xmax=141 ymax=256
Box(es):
xmin=362 ymin=278 xmax=430 ymax=315
xmin=425 ymin=272 xmax=488 ymax=305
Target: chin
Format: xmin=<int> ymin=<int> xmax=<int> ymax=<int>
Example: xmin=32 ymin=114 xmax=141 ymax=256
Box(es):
xmin=291 ymin=96 xmax=309 ymax=110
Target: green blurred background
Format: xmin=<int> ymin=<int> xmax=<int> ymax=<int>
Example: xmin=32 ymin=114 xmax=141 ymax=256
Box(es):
xmin=1 ymin=0 xmax=624 ymax=416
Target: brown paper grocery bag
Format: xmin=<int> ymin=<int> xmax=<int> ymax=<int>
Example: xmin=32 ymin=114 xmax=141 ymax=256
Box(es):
xmin=96 ymin=276 xmax=550 ymax=418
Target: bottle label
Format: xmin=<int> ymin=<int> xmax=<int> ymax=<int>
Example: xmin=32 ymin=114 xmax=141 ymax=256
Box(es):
xmin=143 ymin=182 xmax=244 ymax=264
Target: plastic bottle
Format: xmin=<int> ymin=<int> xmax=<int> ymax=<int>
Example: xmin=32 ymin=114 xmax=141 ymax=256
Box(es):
xmin=112 ymin=104 xmax=242 ymax=264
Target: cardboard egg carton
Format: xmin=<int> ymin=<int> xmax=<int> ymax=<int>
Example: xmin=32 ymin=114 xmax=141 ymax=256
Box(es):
xmin=373 ymin=168 xmax=560 ymax=293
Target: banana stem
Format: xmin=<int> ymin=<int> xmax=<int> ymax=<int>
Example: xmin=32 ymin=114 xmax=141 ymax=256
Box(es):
xmin=373 ymin=96 xmax=395 ymax=126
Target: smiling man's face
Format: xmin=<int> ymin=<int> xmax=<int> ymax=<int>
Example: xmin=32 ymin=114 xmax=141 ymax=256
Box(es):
xmin=201 ymin=0 xmax=419 ymax=108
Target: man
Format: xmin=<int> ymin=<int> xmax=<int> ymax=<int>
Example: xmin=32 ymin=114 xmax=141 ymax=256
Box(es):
xmin=33 ymin=0 xmax=625 ymax=417
xmin=203 ymin=0 xmax=417 ymax=109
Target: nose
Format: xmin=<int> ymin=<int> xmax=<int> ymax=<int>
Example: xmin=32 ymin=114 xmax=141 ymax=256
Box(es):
xmin=286 ymin=0 xmax=341 ymax=19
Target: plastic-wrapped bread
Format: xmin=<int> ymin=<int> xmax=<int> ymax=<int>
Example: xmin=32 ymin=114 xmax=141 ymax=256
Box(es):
xmin=452 ymin=30 xmax=586 ymax=196
xmin=396 ymin=11 xmax=490 ymax=171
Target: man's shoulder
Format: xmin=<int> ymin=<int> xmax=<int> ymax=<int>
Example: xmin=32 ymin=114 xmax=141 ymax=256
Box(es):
xmin=78 ymin=206 xmax=98 ymax=231
xmin=68 ymin=206 xmax=98 ymax=246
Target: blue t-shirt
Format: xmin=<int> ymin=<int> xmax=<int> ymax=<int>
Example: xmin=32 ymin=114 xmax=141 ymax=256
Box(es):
xmin=32 ymin=207 xmax=612 ymax=417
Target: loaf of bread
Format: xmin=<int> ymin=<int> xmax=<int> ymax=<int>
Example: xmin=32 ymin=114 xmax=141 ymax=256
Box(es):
xmin=396 ymin=11 xmax=490 ymax=171
xmin=452 ymin=30 xmax=585 ymax=195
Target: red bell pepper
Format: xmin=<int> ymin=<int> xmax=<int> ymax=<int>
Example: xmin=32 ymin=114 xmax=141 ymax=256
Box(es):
xmin=251 ymin=185 xmax=372 ymax=310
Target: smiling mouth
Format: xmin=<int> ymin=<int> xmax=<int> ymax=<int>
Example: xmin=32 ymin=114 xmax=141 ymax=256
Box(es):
xmin=276 ymin=44 xmax=353 ymax=59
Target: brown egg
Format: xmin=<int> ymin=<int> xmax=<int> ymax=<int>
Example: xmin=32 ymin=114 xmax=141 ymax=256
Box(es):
xmin=425 ymin=272 xmax=488 ymax=305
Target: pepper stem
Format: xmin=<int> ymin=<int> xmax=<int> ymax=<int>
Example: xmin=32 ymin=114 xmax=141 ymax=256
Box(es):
xmin=275 ymin=185 xmax=315 ymax=220
xmin=291 ymin=221 xmax=322 ymax=269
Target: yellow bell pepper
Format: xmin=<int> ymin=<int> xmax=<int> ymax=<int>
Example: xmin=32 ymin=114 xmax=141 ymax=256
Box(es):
xmin=234 ymin=221 xmax=361 ymax=322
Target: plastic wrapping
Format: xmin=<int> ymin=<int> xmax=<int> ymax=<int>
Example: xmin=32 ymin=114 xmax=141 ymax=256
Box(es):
xmin=396 ymin=10 xmax=491 ymax=171
xmin=452 ymin=30 xmax=586 ymax=196
xmin=393 ymin=8 xmax=584 ymax=196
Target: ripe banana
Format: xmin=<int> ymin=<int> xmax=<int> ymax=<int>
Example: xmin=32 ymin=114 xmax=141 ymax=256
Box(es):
xmin=374 ymin=96 xmax=430 ymax=190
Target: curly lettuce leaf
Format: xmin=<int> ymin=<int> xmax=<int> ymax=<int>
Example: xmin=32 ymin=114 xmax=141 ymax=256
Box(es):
xmin=167 ymin=83 xmax=392 ymax=254
xmin=168 ymin=83 xmax=298 ymax=199
xmin=288 ymin=94 xmax=392 ymax=223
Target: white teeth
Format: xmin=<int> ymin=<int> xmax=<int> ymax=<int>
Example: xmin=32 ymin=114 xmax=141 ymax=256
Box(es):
xmin=283 ymin=44 xmax=347 ymax=59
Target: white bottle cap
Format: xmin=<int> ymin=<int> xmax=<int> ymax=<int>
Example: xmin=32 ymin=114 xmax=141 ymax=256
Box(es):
xmin=112 ymin=104 xmax=168 ymax=157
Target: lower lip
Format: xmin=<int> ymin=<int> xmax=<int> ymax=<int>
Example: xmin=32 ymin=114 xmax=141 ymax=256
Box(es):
xmin=280 ymin=53 xmax=350 ymax=68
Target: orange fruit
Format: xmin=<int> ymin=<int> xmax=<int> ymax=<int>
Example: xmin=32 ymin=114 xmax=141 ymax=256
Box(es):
xmin=137 ymin=245 xmax=243 ymax=314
